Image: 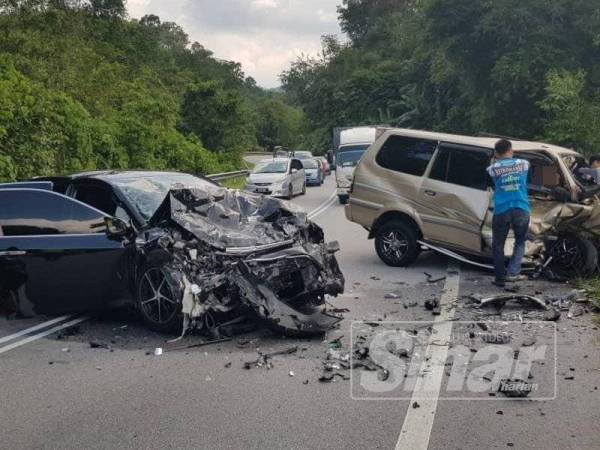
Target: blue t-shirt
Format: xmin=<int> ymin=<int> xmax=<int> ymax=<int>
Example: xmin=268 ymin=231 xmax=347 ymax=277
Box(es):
xmin=486 ymin=158 xmax=530 ymax=215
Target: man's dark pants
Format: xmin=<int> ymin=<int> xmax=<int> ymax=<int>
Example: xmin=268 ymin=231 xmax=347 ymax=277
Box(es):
xmin=492 ymin=208 xmax=530 ymax=282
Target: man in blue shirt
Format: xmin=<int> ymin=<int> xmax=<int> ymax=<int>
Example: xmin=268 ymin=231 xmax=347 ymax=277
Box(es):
xmin=486 ymin=139 xmax=530 ymax=287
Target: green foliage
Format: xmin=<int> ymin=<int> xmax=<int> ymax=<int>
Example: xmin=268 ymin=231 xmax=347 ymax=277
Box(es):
xmin=0 ymin=58 xmax=94 ymax=181
xmin=0 ymin=1 xmax=305 ymax=182
xmin=179 ymin=80 xmax=256 ymax=157
xmin=255 ymin=96 xmax=305 ymax=151
xmin=539 ymin=69 xmax=600 ymax=154
xmin=283 ymin=0 xmax=600 ymax=150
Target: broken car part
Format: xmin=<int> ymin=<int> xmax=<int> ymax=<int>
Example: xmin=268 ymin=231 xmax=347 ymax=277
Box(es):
xmin=478 ymin=294 xmax=549 ymax=310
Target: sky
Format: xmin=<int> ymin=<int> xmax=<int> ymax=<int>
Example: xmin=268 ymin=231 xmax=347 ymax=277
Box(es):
xmin=126 ymin=0 xmax=343 ymax=88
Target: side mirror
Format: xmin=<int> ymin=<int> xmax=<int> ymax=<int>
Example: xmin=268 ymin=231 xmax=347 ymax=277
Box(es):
xmin=104 ymin=217 xmax=130 ymax=239
xmin=291 ymin=168 xmax=298 ymax=174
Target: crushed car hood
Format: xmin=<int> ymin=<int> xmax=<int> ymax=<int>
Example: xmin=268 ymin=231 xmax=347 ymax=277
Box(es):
xmin=147 ymin=185 xmax=345 ymax=336
xmin=528 ymin=198 xmax=600 ymax=237
xmin=149 ymin=185 xmax=307 ymax=250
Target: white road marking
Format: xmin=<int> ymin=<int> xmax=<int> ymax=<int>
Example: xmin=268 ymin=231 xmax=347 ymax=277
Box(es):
xmin=0 ymin=315 xmax=73 ymax=345
xmin=394 ymin=262 xmax=460 ymax=450
xmin=0 ymin=316 xmax=88 ymax=355
xmin=308 ymin=190 xmax=337 ymax=220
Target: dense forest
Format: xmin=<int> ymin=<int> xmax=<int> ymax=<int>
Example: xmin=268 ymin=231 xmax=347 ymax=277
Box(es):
xmin=282 ymin=0 xmax=600 ymax=155
xmin=0 ymin=0 xmax=306 ymax=182
xmin=3 ymin=0 xmax=600 ymax=182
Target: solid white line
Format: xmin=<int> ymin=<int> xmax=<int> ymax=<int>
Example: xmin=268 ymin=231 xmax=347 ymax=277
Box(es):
xmin=0 ymin=316 xmax=88 ymax=355
xmin=0 ymin=315 xmax=73 ymax=345
xmin=308 ymin=190 xmax=337 ymax=219
xmin=394 ymin=262 xmax=460 ymax=450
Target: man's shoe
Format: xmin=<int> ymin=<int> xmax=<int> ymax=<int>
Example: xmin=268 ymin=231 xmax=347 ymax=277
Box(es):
xmin=492 ymin=279 xmax=506 ymax=287
xmin=505 ymin=275 xmax=528 ymax=282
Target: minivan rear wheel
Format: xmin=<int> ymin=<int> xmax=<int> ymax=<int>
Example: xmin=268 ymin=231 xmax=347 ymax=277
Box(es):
xmin=375 ymin=220 xmax=420 ymax=267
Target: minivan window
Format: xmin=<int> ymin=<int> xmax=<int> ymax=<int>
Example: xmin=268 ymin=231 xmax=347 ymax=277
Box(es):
xmin=429 ymin=144 xmax=491 ymax=190
xmin=375 ymin=136 xmax=437 ymax=176
xmin=0 ymin=190 xmax=106 ymax=236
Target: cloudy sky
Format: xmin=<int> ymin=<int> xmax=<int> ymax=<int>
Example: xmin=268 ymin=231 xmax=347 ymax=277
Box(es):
xmin=127 ymin=0 xmax=342 ymax=88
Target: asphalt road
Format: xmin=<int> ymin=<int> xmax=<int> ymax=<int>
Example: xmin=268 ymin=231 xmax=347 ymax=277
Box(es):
xmin=0 ymin=175 xmax=598 ymax=450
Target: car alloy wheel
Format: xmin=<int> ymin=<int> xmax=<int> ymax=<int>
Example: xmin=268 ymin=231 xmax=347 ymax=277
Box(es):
xmin=381 ymin=230 xmax=409 ymax=262
xmin=138 ymin=267 xmax=178 ymax=325
xmin=374 ymin=220 xmax=420 ymax=267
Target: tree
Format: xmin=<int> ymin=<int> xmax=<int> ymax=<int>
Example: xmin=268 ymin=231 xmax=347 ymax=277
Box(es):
xmin=0 ymin=59 xmax=94 ymax=181
xmin=179 ymin=81 xmax=255 ymax=157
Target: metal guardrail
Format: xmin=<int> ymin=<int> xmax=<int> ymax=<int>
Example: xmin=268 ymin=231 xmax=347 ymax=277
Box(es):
xmin=207 ymin=170 xmax=249 ymax=182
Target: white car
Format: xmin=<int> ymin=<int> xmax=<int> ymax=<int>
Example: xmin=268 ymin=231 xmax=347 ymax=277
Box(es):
xmin=245 ymin=158 xmax=306 ymax=199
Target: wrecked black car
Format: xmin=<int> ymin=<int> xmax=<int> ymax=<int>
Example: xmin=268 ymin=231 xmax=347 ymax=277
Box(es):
xmin=0 ymin=171 xmax=344 ymax=336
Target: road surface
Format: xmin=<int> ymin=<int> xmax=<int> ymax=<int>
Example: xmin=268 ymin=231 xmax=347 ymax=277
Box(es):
xmin=0 ymin=175 xmax=598 ymax=449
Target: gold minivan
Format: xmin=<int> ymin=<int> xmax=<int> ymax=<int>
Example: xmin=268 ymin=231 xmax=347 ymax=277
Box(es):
xmin=345 ymin=128 xmax=596 ymax=269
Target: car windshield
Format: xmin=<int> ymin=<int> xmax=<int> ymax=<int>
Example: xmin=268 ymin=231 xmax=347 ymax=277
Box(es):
xmin=253 ymin=161 xmax=288 ymax=174
xmin=302 ymin=159 xmax=319 ymax=169
xmin=111 ymin=173 xmax=214 ymax=222
xmin=337 ymin=149 xmax=367 ymax=168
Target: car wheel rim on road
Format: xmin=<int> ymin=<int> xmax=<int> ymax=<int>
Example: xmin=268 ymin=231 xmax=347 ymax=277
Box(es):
xmin=381 ymin=230 xmax=409 ymax=263
xmin=139 ymin=267 xmax=178 ymax=325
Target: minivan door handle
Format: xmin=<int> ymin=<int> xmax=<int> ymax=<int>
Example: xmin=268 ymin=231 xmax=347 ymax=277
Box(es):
xmin=0 ymin=250 xmax=26 ymax=256
xmin=424 ymin=190 xmax=436 ymax=197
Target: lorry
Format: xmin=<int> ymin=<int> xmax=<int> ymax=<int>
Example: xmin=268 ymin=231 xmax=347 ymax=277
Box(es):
xmin=332 ymin=126 xmax=377 ymax=204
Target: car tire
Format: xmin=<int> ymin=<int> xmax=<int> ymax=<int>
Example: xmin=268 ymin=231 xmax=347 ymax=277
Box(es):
xmin=338 ymin=195 xmax=348 ymax=205
xmin=286 ymin=184 xmax=293 ymax=200
xmin=302 ymin=182 xmax=306 ymax=195
xmin=547 ymin=234 xmax=598 ymax=279
xmin=136 ymin=264 xmax=182 ymax=333
xmin=374 ymin=220 xmax=420 ymax=267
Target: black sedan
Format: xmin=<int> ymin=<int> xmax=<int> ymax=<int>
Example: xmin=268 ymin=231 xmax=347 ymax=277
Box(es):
xmin=0 ymin=171 xmax=344 ymax=335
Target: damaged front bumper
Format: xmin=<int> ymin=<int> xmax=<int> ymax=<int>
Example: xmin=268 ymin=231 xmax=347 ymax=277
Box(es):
xmin=147 ymin=186 xmax=346 ymax=336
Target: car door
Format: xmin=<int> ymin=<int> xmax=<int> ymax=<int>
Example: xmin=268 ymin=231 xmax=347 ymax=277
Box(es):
xmin=0 ymin=189 xmax=130 ymax=315
xmin=290 ymin=159 xmax=304 ymax=193
xmin=417 ymin=143 xmax=493 ymax=253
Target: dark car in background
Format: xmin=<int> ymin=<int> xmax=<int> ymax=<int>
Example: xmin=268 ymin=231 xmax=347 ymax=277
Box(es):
xmin=0 ymin=171 xmax=344 ymax=335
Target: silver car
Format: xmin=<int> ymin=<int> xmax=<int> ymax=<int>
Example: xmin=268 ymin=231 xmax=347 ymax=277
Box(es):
xmin=245 ymin=158 xmax=306 ymax=199
xmin=302 ymin=158 xmax=323 ymax=186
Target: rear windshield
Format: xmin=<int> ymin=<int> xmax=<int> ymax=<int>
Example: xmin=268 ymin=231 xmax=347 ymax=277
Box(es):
xmin=302 ymin=159 xmax=319 ymax=169
xmin=252 ymin=161 xmax=288 ymax=174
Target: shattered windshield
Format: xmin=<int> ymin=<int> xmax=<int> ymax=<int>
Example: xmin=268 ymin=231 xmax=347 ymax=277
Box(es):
xmin=253 ymin=161 xmax=289 ymax=174
xmin=337 ymin=149 xmax=366 ymax=168
xmin=112 ymin=174 xmax=214 ymax=222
